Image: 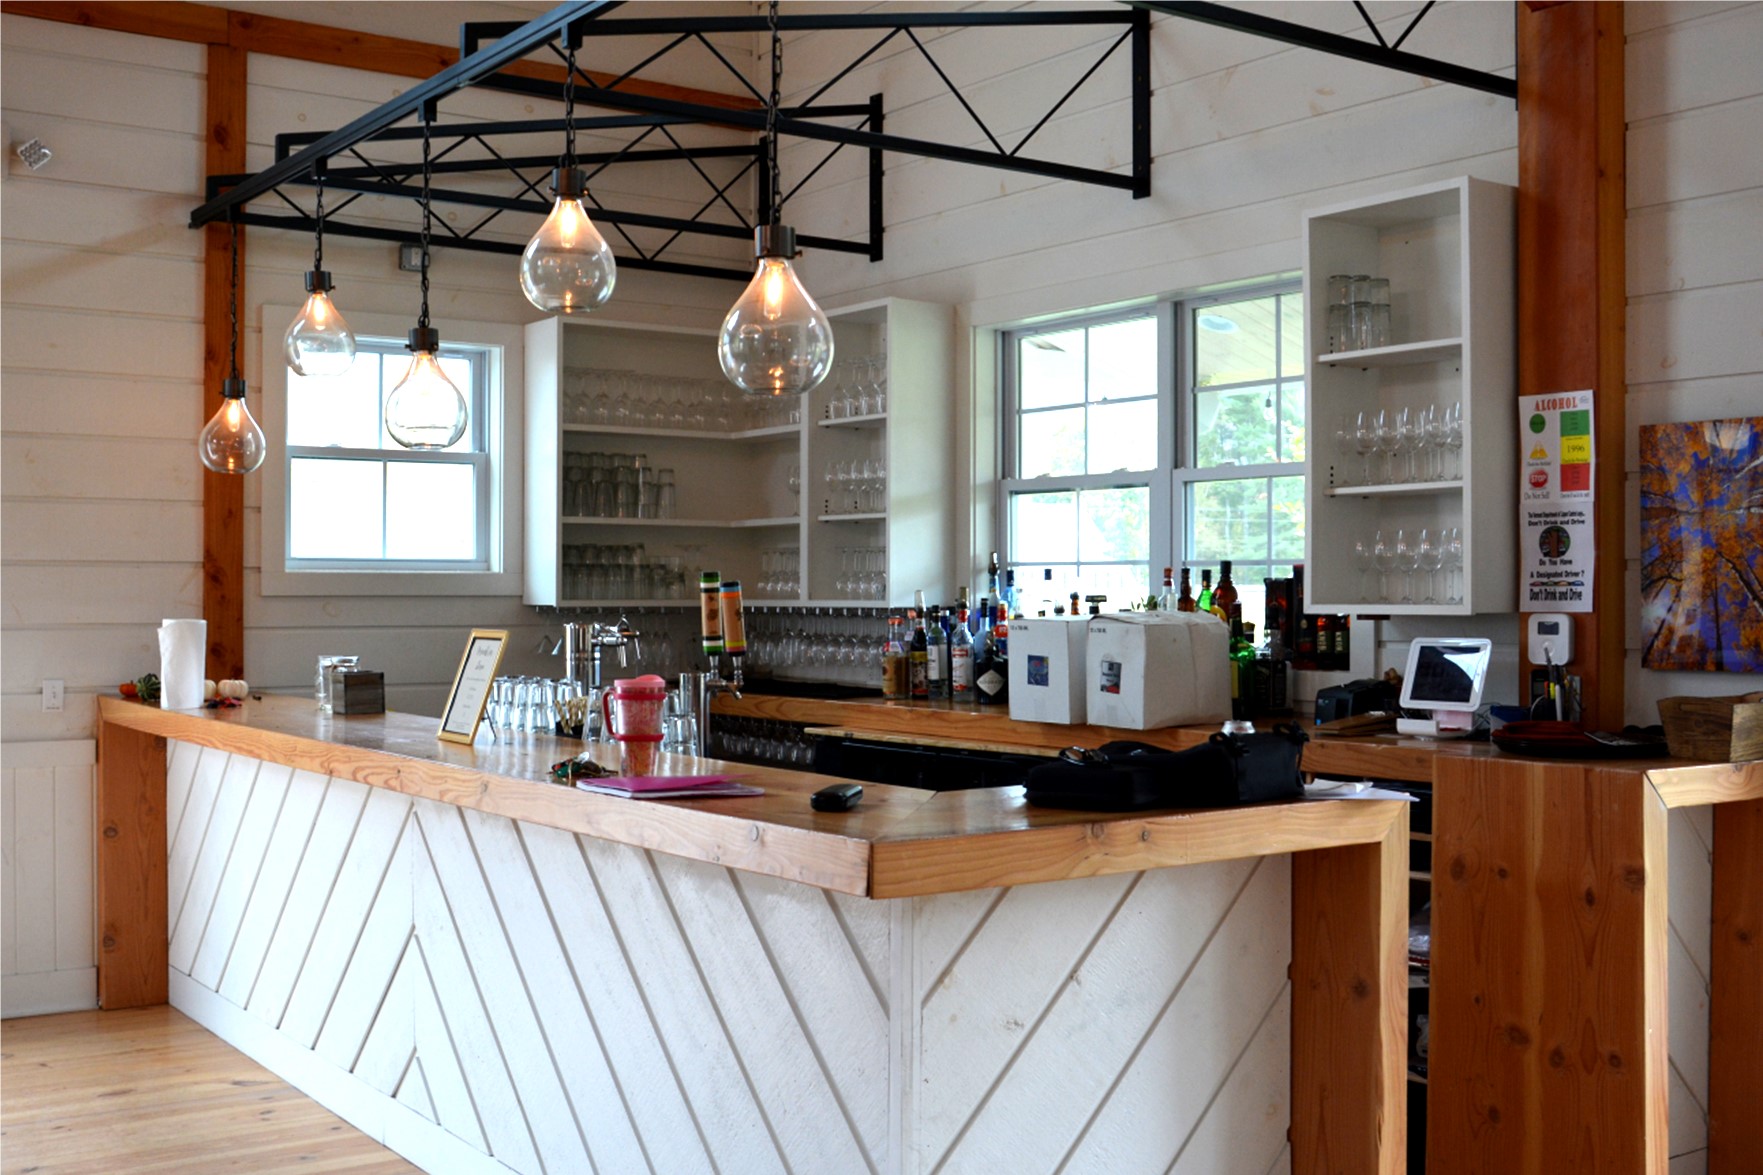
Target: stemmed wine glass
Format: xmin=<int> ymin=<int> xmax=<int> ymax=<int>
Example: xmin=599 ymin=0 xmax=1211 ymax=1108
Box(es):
xmin=1354 ymin=538 xmax=1374 ymax=601
xmin=1397 ymin=406 xmax=1423 ymax=483
xmin=1443 ymin=526 xmax=1464 ymax=604
xmin=1354 ymin=411 xmax=1378 ymax=485
xmin=1394 ymin=528 xmax=1416 ymax=604
xmin=1374 ymin=409 xmax=1399 ymax=484
xmin=1444 ymin=402 xmax=1464 ymax=481
xmin=1417 ymin=528 xmax=1442 ymax=604
xmin=1372 ymin=529 xmax=1396 ymax=602
xmin=1335 ymin=415 xmax=1357 ymax=485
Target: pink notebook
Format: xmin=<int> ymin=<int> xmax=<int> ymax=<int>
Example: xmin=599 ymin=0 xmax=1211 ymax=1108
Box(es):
xmin=574 ymin=774 xmax=763 ymax=800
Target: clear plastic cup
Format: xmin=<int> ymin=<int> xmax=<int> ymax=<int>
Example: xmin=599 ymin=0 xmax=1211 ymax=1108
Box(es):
xmin=603 ymin=674 xmax=668 ymax=775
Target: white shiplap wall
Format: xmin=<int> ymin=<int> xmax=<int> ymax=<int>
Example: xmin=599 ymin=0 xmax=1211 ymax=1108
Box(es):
xmin=0 ymin=12 xmax=737 ymax=746
xmin=1622 ymin=1 xmax=1763 ymax=727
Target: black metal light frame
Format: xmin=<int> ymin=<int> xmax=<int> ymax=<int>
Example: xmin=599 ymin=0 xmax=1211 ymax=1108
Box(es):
xmin=189 ymin=1 xmax=1513 ymax=281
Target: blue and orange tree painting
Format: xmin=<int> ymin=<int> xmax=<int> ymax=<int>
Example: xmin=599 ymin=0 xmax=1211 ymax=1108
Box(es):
xmin=1639 ymin=417 xmax=1763 ymax=672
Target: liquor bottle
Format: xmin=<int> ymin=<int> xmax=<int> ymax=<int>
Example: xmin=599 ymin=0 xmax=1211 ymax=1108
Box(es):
xmin=1292 ymin=563 xmax=1317 ymax=670
xmin=1229 ymin=604 xmax=1255 ymax=720
xmin=1313 ymin=613 xmax=1333 ymax=671
xmin=1177 ymin=568 xmax=1197 ymax=612
xmin=975 ymin=614 xmax=1009 ymax=706
xmin=1213 ymin=560 xmax=1239 ymax=622
xmin=986 ymin=551 xmax=1002 ymax=604
xmin=1157 ymin=567 xmax=1175 ymax=612
xmin=1333 ymin=614 xmax=1352 ymax=671
xmin=1262 ymin=575 xmax=1288 ymax=659
xmin=950 ymin=608 xmax=975 ymax=701
xmin=1068 ymin=590 xmax=1080 ymax=618
xmin=1040 ymin=567 xmax=1054 ymax=616
xmin=1196 ymin=568 xmax=1215 ymax=616
xmin=926 ymin=605 xmax=949 ymax=700
xmin=881 ymin=616 xmax=909 ymax=699
xmin=1004 ymin=569 xmax=1019 ymax=619
xmin=909 ymin=591 xmax=929 ymax=698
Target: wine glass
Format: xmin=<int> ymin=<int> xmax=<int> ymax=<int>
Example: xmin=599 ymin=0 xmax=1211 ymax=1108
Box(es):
xmin=1354 ymin=538 xmax=1374 ymax=602
xmin=1397 ymin=406 xmax=1423 ymax=483
xmin=1418 ymin=404 xmax=1440 ymax=480
xmin=1444 ymin=402 xmax=1464 ymax=481
xmin=1394 ymin=528 xmax=1415 ymax=604
xmin=1335 ymin=414 xmax=1358 ymax=486
xmin=1372 ymin=529 xmax=1396 ymax=602
xmin=1417 ymin=528 xmax=1442 ymax=604
xmin=1354 ymin=411 xmax=1378 ymax=485
xmin=1373 ymin=409 xmax=1398 ymax=484
xmin=1444 ymin=527 xmax=1464 ymax=605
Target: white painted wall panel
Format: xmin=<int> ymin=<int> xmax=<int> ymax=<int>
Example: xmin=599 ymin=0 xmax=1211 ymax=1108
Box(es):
xmin=1622 ymin=3 xmax=1763 ymax=727
xmin=0 ymin=740 xmax=95 ymax=1016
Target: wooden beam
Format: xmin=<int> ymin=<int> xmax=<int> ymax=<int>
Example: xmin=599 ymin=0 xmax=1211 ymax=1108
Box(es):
xmin=1709 ymin=797 xmax=1763 ymax=1174
xmin=0 ymin=0 xmax=226 ymax=43
xmin=96 ymin=719 xmax=168 ymax=1009
xmin=202 ymin=39 xmax=246 ymax=682
xmin=1290 ymin=811 xmax=1410 ymax=1175
xmin=2 ymin=0 xmax=758 ymax=111
xmin=1515 ymin=0 xmax=1626 ymax=729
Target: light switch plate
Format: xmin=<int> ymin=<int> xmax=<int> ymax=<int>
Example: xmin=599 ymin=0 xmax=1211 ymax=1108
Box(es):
xmin=41 ymin=678 xmax=64 ymax=712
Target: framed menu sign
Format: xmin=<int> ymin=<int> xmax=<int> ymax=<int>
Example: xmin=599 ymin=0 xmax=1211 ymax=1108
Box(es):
xmin=438 ymin=629 xmax=507 ymax=744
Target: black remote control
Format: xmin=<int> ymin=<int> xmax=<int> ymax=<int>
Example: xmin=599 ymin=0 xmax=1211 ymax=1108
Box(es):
xmin=811 ymin=782 xmax=863 ymax=812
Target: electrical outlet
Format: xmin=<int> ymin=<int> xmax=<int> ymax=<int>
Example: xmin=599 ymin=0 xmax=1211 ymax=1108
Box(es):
xmin=42 ymin=678 xmax=65 ymax=712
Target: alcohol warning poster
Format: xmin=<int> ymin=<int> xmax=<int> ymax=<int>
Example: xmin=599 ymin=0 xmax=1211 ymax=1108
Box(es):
xmin=1519 ymin=391 xmax=1595 ymax=612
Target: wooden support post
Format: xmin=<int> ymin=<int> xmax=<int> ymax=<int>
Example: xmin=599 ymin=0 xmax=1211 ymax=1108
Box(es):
xmin=1430 ymin=757 xmax=1669 ymax=1173
xmin=96 ymin=719 xmax=168 ymax=1008
xmin=1709 ymin=797 xmax=1763 ymax=1174
xmin=202 ymin=41 xmax=247 ymax=681
xmin=1515 ymin=0 xmax=1626 ymax=729
xmin=1291 ymin=808 xmax=1409 ymax=1175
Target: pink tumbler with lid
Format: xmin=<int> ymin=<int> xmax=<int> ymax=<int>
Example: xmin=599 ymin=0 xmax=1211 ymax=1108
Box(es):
xmin=603 ymin=674 xmax=668 ymax=776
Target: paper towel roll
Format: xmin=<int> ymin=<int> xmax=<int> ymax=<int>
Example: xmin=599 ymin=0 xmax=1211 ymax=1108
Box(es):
xmin=159 ymin=619 xmax=207 ymax=710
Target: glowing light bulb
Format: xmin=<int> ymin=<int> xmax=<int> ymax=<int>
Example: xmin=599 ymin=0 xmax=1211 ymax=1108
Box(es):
xmin=718 ymin=226 xmax=833 ymax=397
xmin=199 ymin=377 xmax=267 ymax=474
xmin=284 ymin=270 xmax=356 ymax=377
xmin=385 ymin=329 xmax=467 ymax=450
xmin=519 ymin=167 xmax=616 ymax=315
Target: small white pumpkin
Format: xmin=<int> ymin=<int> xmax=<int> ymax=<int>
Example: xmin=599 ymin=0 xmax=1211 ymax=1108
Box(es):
xmin=204 ymin=679 xmax=219 ymax=701
xmin=217 ymin=679 xmax=250 ymax=700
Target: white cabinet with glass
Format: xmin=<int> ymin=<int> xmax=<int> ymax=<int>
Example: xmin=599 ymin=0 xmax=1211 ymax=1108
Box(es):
xmin=523 ymin=297 xmax=953 ymax=609
xmin=1302 ymin=175 xmax=1516 ymax=616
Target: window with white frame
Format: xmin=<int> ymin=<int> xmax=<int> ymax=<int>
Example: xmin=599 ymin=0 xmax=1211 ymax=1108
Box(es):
xmin=1000 ymin=281 xmax=1306 ymax=623
xmin=261 ymin=308 xmax=522 ymax=596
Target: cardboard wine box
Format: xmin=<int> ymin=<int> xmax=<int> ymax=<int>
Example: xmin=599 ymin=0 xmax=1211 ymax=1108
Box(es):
xmin=1084 ymin=612 xmax=1231 ymax=730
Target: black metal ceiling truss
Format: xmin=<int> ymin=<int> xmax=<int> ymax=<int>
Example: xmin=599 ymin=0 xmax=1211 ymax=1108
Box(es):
xmin=190 ymin=1 xmax=1513 ymax=277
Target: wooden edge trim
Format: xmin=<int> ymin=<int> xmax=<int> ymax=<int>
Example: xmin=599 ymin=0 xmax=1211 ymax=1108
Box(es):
xmin=2 ymin=1 xmax=756 ymax=110
xmin=1709 ymin=797 xmax=1763 ymax=1174
xmin=1290 ymin=811 xmax=1409 ymax=1174
xmin=98 ymin=699 xmax=871 ymax=896
xmin=1646 ymin=759 xmax=1763 ymax=809
xmin=95 ymin=718 xmax=169 ymax=1009
xmin=869 ymin=798 xmax=1407 ymax=899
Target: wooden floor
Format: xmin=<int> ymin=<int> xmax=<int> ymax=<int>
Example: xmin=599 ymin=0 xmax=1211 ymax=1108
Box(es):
xmin=1 ymin=1005 xmax=417 ymax=1173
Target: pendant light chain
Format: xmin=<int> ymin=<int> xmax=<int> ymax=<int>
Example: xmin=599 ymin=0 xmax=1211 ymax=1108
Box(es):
xmin=767 ymin=0 xmax=782 ymax=226
xmin=312 ymin=169 xmax=326 ymax=273
xmin=228 ymin=217 xmax=241 ymax=381
xmin=563 ymin=42 xmax=578 ymax=168
xmin=418 ymin=112 xmax=432 ymax=332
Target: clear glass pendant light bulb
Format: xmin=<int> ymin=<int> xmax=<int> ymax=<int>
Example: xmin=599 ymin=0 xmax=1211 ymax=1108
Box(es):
xmin=385 ymin=329 xmax=467 ymax=450
xmin=719 ymin=226 xmax=833 ymax=397
xmin=520 ymin=167 xmax=616 ymax=315
xmin=284 ymin=271 xmax=356 ymax=377
xmin=199 ymin=377 xmax=267 ymax=474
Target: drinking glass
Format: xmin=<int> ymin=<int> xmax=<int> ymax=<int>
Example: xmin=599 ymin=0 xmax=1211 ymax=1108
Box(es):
xmin=1394 ymin=528 xmax=1416 ymax=604
xmin=1354 ymin=539 xmax=1374 ymax=602
xmin=1444 ymin=402 xmax=1464 ymax=480
xmin=1396 ymin=406 xmax=1420 ymax=483
xmin=1354 ymin=411 xmax=1378 ymax=484
xmin=1444 ymin=527 xmax=1464 ymax=605
xmin=1372 ymin=529 xmax=1396 ymax=602
xmin=1373 ymin=409 xmax=1398 ymax=484
xmin=1417 ymin=528 xmax=1442 ymax=604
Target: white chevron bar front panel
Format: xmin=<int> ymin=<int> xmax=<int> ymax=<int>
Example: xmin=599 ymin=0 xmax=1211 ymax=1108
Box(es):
xmin=167 ymin=741 xmax=1300 ymax=1175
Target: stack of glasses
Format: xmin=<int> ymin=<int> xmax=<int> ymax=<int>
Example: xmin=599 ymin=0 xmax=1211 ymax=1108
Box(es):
xmin=1325 ymin=273 xmax=1392 ymax=353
